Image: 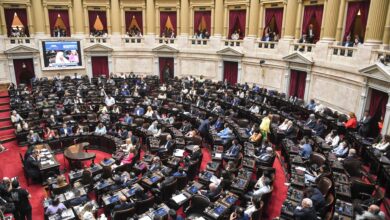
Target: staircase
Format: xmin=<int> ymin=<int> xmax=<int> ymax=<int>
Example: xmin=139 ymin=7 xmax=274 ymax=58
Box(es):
xmin=0 ymin=91 xmax=16 ymax=143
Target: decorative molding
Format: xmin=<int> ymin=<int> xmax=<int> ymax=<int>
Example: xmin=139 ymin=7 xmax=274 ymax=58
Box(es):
xmin=217 ymin=47 xmax=244 ymax=57
xmin=283 ymin=52 xmax=314 ymax=65
xmin=152 ymin=44 xmax=179 ymax=53
xmin=359 ymin=62 xmax=390 ymax=83
xmin=4 ymin=45 xmax=39 ymax=54
xmin=84 ymin=44 xmax=114 ymax=52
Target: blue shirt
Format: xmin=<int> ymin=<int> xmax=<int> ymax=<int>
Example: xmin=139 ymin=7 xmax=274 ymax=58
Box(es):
xmin=217 ymin=128 xmax=233 ymax=139
xmin=300 ymin=143 xmax=312 ymax=159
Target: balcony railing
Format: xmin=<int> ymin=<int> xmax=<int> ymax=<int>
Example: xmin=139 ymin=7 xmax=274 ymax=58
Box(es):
xmin=189 ymin=38 xmax=209 ymax=46
xmin=86 ymin=37 xmax=109 ymax=44
xmin=7 ymin=37 xmax=33 ymax=45
xmin=292 ymin=43 xmax=315 ymax=53
xmin=223 ymin=40 xmax=243 ymax=47
xmin=371 ymin=48 xmax=390 ymax=63
xmin=122 ymin=37 xmax=143 ymax=44
xmin=156 ymin=37 xmax=176 ymax=44
xmin=330 ymin=45 xmax=357 ymax=57
xmin=257 ymin=41 xmax=278 ymax=49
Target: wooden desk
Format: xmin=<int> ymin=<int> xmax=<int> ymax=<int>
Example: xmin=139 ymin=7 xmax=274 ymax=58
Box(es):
xmin=64 ymin=143 xmax=96 ymax=169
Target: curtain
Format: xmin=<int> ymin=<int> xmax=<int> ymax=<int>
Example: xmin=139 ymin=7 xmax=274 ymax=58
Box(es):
xmin=194 ymin=11 xmax=211 ymax=34
xmin=264 ymin=8 xmax=284 ymax=36
xmin=159 ymin=57 xmax=174 ymax=83
xmin=88 ymin=11 xmax=107 ymax=32
xmin=4 ymin=8 xmax=29 ymax=37
xmin=91 ymin=56 xmax=109 ymax=77
xmin=13 ymin=59 xmax=35 ymax=85
xmin=301 ymin=5 xmax=323 ymax=41
xmin=343 ymin=1 xmax=370 ymax=40
xmin=289 ymin=70 xmax=307 ymax=99
xmin=228 ymin=10 xmax=246 ymax=39
xmin=48 ymin=9 xmax=70 ymax=36
xmin=369 ymin=89 xmax=389 ymax=119
xmin=223 ymin=61 xmax=238 ymax=85
xmin=160 ymin=11 xmax=177 ymax=37
xmin=125 ymin=11 xmax=143 ymax=34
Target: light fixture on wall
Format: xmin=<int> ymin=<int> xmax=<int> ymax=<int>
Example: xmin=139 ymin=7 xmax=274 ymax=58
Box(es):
xmin=22 ymin=63 xmax=26 ymax=68
xmin=357 ymin=9 xmax=361 ymax=16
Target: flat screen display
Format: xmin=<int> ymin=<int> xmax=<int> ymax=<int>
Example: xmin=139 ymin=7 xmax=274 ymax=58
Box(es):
xmin=42 ymin=41 xmax=82 ymax=68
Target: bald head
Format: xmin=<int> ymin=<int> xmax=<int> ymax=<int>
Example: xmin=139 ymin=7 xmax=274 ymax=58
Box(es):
xmin=266 ymin=147 xmax=273 ymax=154
xmin=120 ymin=195 xmax=127 ymax=203
xmin=348 ymin=148 xmax=356 ymax=157
xmin=368 ymin=204 xmax=380 ymax=214
xmin=302 ymin=198 xmax=313 ymax=208
xmin=209 ymin=183 xmax=218 ymax=192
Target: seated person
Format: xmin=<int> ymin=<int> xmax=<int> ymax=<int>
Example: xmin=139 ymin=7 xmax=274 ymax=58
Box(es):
xmin=55 ymin=175 xmax=68 ymax=188
xmin=27 ymin=130 xmax=43 ymax=144
xmin=312 ymin=119 xmax=325 ymax=137
xmin=304 ymin=114 xmax=317 ymax=129
xmin=249 ymin=105 xmax=260 ymax=114
xmin=325 ymin=130 xmax=340 ymax=148
xmin=200 ymin=182 xmax=222 ymax=200
xmin=134 ymin=105 xmax=145 ymax=116
xmin=213 ymin=117 xmax=224 ymax=132
xmin=148 ymin=157 xmax=162 ymax=172
xmin=341 ymin=149 xmax=362 ymax=178
xmin=185 ymin=145 xmax=202 ymax=163
xmin=247 ymin=177 xmax=272 ymax=198
xmin=158 ymin=135 xmax=173 ymax=156
xmin=121 ymin=138 xmax=134 ymax=153
xmin=47 ymin=115 xmax=57 ymax=127
xmin=112 ymin=195 xmax=134 ymax=212
xmin=344 ymin=112 xmax=357 ymax=129
xmin=217 ymin=124 xmax=234 ymax=140
xmin=44 ymin=127 xmax=57 ymax=140
xmin=144 ymin=106 xmax=154 ymax=117
xmin=99 ymin=112 xmax=110 ymax=124
xmin=223 ymin=139 xmax=240 ymax=159
xmin=355 ymin=204 xmax=385 ymax=220
xmin=94 ymin=123 xmax=107 ymax=135
xmin=74 ymin=167 xmax=93 ymax=187
xmin=332 ymin=140 xmax=349 ymax=157
xmin=45 ymin=197 xmax=66 ymax=216
xmin=293 ymin=198 xmax=317 ymax=220
xmin=11 ymin=110 xmax=23 ymax=123
xmin=306 ymin=99 xmax=317 ymax=111
xmin=121 ymin=146 xmax=136 ymax=165
xmin=243 ymin=196 xmax=262 ymax=219
xmin=303 ymin=187 xmax=325 ymax=211
xmin=299 ymin=138 xmax=312 ymax=160
xmin=254 ymin=147 xmax=274 ymax=164
xmin=104 ymin=94 xmax=116 ymax=108
xmin=123 ymin=113 xmax=133 ymax=124
xmin=75 ymin=124 xmax=86 ymax=135
xmin=185 ymin=129 xmax=199 ymax=138
xmin=372 ymin=135 xmax=390 ymax=152
xmin=278 ymin=119 xmax=289 ymax=131
xmin=59 ymin=123 xmax=73 ymax=136
xmin=249 ymin=129 xmax=262 ymax=143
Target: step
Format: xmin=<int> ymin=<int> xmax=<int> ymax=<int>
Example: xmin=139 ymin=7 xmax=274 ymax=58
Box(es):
xmin=0 ymin=108 xmax=10 ymax=113
xmin=0 ymin=105 xmax=10 ymax=110
xmin=0 ymin=102 xmax=10 ymax=106
xmin=0 ymin=117 xmax=11 ymax=122
xmin=0 ymin=134 xmax=16 ymax=143
xmin=0 ymin=126 xmax=14 ymax=131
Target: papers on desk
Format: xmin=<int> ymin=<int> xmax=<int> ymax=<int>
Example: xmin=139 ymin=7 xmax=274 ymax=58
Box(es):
xmin=214 ymin=153 xmax=222 ymax=159
xmin=139 ymin=216 xmax=152 ymax=220
xmin=41 ymin=160 xmax=55 ymax=165
xmin=210 ymin=175 xmax=221 ymax=185
xmin=172 ymin=193 xmax=187 ymax=204
xmin=194 ymin=217 xmax=207 ymax=220
xmin=174 ymin=149 xmax=185 ymax=157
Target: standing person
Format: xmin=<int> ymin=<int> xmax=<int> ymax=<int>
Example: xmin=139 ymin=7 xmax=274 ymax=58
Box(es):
xmin=11 ymin=180 xmax=32 ymax=220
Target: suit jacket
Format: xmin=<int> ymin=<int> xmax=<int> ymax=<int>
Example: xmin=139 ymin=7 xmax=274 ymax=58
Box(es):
xmin=313 ymin=123 xmax=325 ymax=136
xmin=134 ymin=108 xmax=145 ymax=116
xmin=25 ymin=156 xmax=40 ymax=174
xmin=161 ymin=141 xmax=173 ymax=152
xmin=190 ymin=150 xmax=202 ymax=161
xmin=293 ymin=207 xmax=317 ymax=220
xmin=113 ymin=202 xmax=134 ymax=212
xmin=60 ymin=127 xmax=73 ymax=136
xmin=305 ymin=119 xmax=316 ymax=129
xmin=205 ymin=186 xmax=222 ymax=200
xmin=342 ymin=156 xmax=362 ymax=177
xmin=226 ymin=144 xmax=240 ymax=157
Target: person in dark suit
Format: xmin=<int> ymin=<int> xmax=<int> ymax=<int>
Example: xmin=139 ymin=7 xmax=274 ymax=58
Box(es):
xmin=201 ymin=183 xmax=222 ymax=200
xmin=195 ymin=96 xmax=204 ymax=107
xmin=343 ymin=35 xmax=353 ymax=47
xmin=148 ymin=157 xmax=162 ymax=173
xmin=341 ymin=149 xmax=362 ymax=178
xmin=305 ymin=114 xmax=317 ymax=129
xmin=25 ymin=150 xmax=41 ymax=182
xmin=312 ymin=119 xmax=325 ymax=137
xmin=158 ymin=135 xmax=173 ymax=156
xmin=213 ymin=117 xmax=224 ymax=132
xmin=198 ymin=117 xmax=212 ymax=144
xmin=358 ymin=111 xmax=372 ymax=138
xmin=303 ymin=187 xmax=325 ymax=211
xmin=188 ymin=145 xmax=202 ymax=162
xmin=293 ymin=198 xmax=317 ymax=220
xmin=159 ymin=176 xmax=176 ymax=189
xmin=255 ymin=147 xmax=274 ymax=164
xmin=224 ymin=139 xmax=240 ymax=159
xmin=112 ymin=195 xmax=134 ymax=212
xmin=59 ymin=124 xmax=73 ymax=136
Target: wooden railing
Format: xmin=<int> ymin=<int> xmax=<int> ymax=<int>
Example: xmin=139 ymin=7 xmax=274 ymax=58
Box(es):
xmin=330 ymin=45 xmax=357 ymax=57
xmin=223 ymin=40 xmax=243 ymax=47
xmin=257 ymin=41 xmax=278 ymax=49
xmin=189 ymin=38 xmax=209 ymax=46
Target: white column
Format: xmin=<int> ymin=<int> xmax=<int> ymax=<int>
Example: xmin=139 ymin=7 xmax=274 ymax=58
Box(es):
xmin=383 ymin=93 xmax=390 ymax=135
xmin=285 ymin=68 xmax=290 ymax=94
xmin=303 ymin=71 xmax=311 ymax=102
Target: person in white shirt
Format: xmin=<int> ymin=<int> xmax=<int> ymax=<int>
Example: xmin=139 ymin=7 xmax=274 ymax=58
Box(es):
xmin=94 ymin=123 xmax=107 ymax=135
xmin=244 ymin=196 xmax=262 ymax=217
xmin=251 ymin=177 xmax=272 ymax=198
xmin=11 ymin=110 xmax=23 ymax=123
xmin=278 ymin=119 xmax=289 ymax=131
xmin=121 ymin=138 xmax=134 ymax=154
xmin=144 ymin=106 xmax=154 ymax=118
xmin=373 ymin=135 xmax=390 ymax=152
xmin=249 ymin=105 xmax=260 ymax=114
xmin=148 ymin=121 xmax=159 ymax=134
xmin=160 ymin=84 xmax=167 ymax=91
xmin=104 ymin=94 xmax=115 ymax=107
xmin=157 ymin=93 xmax=167 ymax=99
xmin=325 ymin=130 xmax=340 ymax=148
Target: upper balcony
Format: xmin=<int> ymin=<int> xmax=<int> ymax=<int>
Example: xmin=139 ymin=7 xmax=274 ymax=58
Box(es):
xmin=156 ymin=37 xmax=177 ymax=45
xmin=222 ymin=39 xmax=243 ymax=47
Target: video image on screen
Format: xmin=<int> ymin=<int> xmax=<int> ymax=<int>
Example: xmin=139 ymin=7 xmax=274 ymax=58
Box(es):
xmin=42 ymin=41 xmax=82 ymax=68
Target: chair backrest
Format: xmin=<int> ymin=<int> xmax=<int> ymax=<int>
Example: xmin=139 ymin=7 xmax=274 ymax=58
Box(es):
xmin=112 ymin=207 xmax=136 ymax=220
xmin=320 ymin=193 xmax=335 ymax=217
xmin=187 ymin=162 xmax=199 ymax=180
xmin=176 ymin=175 xmax=188 ymax=191
xmin=316 ymin=176 xmax=333 ymax=197
xmin=189 ymin=195 xmax=210 ymax=214
xmin=161 ymin=178 xmax=177 ymax=202
xmin=135 ymin=196 xmax=155 ymax=214
xmin=310 ymin=152 xmax=326 ymax=167
xmin=351 ymin=179 xmax=375 ymax=200
xmin=52 ymin=184 xmax=71 ymax=195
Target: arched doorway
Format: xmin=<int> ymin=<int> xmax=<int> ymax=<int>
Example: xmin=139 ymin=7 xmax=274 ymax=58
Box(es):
xmin=13 ymin=58 xmax=35 ymax=85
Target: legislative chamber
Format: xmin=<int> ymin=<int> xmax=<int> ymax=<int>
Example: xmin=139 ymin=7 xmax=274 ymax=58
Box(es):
xmin=0 ymin=0 xmax=389 ymax=220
